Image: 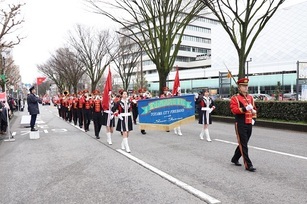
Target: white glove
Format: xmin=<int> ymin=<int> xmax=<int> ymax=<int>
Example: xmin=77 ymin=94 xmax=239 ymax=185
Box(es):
xmin=246 ymin=104 xmax=253 ymax=111
xmin=208 ymin=108 xmax=213 ymax=114
xmin=194 ymin=93 xmax=199 ymax=99
xmin=252 ymin=109 xmax=257 ymax=114
xmin=118 ymin=115 xmax=123 ymax=120
xmin=252 ymin=119 xmax=255 ymax=125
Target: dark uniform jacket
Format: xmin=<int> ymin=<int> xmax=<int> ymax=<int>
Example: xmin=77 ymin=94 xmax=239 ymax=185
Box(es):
xmin=27 ymin=93 xmax=41 ymax=115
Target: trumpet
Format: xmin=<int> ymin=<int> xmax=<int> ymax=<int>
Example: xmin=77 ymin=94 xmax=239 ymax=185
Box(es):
xmin=95 ymin=95 xmax=102 ymax=100
xmin=63 ymin=90 xmax=69 ymax=96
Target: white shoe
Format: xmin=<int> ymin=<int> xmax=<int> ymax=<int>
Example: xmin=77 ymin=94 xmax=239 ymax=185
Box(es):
xmin=107 ymin=132 xmax=112 ymax=145
xmin=200 ymin=129 xmax=204 ymax=140
xmin=123 ymin=138 xmax=131 ymax=153
xmin=177 ymin=127 xmax=182 ymax=136
xmin=121 ymin=139 xmax=125 ymax=150
xmin=174 ymin=128 xmax=177 ymax=135
xmin=205 ymin=129 xmax=212 ymax=142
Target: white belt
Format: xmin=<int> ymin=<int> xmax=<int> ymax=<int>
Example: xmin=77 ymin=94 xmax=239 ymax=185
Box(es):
xmin=120 ymin=113 xmax=131 ymax=116
xmin=201 ymin=107 xmax=210 ymax=111
xmin=104 ymin=110 xmax=113 ymax=114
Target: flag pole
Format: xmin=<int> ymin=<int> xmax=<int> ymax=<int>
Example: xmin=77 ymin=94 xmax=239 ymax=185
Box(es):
xmin=36 ymin=78 xmax=38 ymax=97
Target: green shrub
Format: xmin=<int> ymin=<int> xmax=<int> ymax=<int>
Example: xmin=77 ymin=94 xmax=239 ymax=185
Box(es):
xmin=213 ymin=100 xmax=307 ymax=123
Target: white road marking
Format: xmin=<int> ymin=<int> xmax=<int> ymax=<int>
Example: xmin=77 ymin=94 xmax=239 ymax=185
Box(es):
xmin=20 ymin=131 xmax=31 ymax=135
xmin=51 ymin=129 xmax=67 ymax=133
xmin=117 ymin=149 xmax=221 ymax=204
xmin=215 ymin=139 xmax=307 ymax=160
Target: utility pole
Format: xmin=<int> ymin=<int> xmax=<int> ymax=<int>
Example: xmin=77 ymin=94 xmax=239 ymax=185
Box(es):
xmin=246 ymin=58 xmax=252 ymax=78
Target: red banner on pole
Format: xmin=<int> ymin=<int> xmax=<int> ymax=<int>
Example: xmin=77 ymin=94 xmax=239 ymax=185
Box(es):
xmin=37 ymin=77 xmax=46 ymax=85
xmin=103 ymin=67 xmax=112 ymax=110
xmin=0 ymin=92 xmax=6 ymax=101
xmin=172 ymin=66 xmax=180 ymax=96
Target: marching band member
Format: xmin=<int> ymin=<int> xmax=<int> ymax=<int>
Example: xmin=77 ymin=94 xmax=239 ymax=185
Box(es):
xmin=160 ymin=86 xmax=172 ymax=98
xmin=230 ymin=78 xmax=257 ymax=171
xmin=131 ymin=90 xmax=139 ymax=125
xmin=55 ymin=94 xmax=62 ymax=117
xmin=102 ymin=92 xmax=116 ymax=145
xmin=137 ymin=88 xmax=149 ymax=135
xmin=77 ymin=91 xmax=85 ymax=128
xmin=67 ymin=94 xmax=73 ymax=123
xmin=160 ymin=86 xmax=182 ymax=135
xmin=83 ymin=90 xmax=93 ymax=132
xmin=172 ymin=87 xmax=183 ymax=136
xmin=61 ymin=91 xmax=69 ymax=121
xmin=92 ymin=90 xmax=103 ymax=139
xmin=114 ymin=90 xmax=133 ymax=153
xmin=71 ymin=93 xmax=79 ymax=126
xmin=196 ymin=88 xmax=215 ymax=142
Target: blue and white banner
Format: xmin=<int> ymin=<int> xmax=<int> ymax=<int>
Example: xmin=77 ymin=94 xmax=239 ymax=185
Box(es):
xmin=137 ymin=95 xmax=195 ymax=130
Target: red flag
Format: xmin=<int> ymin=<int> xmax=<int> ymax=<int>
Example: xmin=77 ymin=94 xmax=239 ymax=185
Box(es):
xmin=172 ymin=67 xmax=180 ymax=96
xmin=37 ymin=77 xmax=46 ymax=85
xmin=103 ymin=67 xmax=112 ymax=110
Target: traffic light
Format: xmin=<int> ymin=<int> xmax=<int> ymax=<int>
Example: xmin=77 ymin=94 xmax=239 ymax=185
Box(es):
xmin=0 ymin=74 xmax=9 ymax=83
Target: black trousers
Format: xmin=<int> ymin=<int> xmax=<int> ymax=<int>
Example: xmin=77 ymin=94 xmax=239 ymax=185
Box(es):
xmin=72 ymin=109 xmax=78 ymax=125
xmin=132 ymin=106 xmax=138 ymax=123
xmin=232 ymin=122 xmax=253 ymax=169
xmin=77 ymin=109 xmax=83 ymax=127
xmin=30 ymin=114 xmax=37 ymax=129
xmin=92 ymin=112 xmax=103 ymax=136
xmin=83 ymin=109 xmax=92 ymax=131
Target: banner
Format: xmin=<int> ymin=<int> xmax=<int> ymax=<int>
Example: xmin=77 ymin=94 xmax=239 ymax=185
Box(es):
xmin=138 ymin=94 xmax=195 ymax=131
xmin=0 ymin=92 xmax=6 ymax=101
xmin=103 ymin=67 xmax=112 ymax=110
xmin=37 ymin=77 xmax=46 ymax=85
xmin=172 ymin=67 xmax=180 ymax=96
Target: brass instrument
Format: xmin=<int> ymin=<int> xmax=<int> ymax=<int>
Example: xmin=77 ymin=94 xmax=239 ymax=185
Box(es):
xmin=63 ymin=90 xmax=69 ymax=96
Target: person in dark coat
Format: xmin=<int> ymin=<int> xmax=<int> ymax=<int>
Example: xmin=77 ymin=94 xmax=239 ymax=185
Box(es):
xmin=27 ymin=86 xmax=41 ymax=131
xmin=0 ymin=101 xmax=8 ymax=134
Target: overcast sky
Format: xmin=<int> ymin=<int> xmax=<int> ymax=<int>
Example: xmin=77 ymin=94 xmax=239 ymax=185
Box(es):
xmin=12 ymin=0 xmax=307 ymax=85
xmin=13 ymin=0 xmax=117 ymax=85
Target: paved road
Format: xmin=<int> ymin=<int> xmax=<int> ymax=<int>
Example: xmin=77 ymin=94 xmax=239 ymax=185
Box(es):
xmin=1 ymin=105 xmax=306 ymax=204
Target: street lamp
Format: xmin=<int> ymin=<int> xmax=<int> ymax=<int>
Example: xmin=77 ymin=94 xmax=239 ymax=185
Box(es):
xmin=282 ymin=71 xmax=285 ymax=100
xmin=246 ymin=58 xmax=252 ymax=78
xmin=140 ymin=46 xmax=143 ymax=88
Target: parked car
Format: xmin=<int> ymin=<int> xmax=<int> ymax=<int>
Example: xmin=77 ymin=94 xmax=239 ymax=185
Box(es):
xmin=42 ymin=95 xmax=51 ymax=105
xmin=283 ymin=93 xmax=296 ymax=101
xmin=250 ymin=94 xmax=274 ymax=101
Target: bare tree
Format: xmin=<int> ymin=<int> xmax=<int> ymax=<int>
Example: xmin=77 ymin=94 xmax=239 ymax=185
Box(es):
xmin=201 ymin=0 xmax=285 ymax=79
xmin=37 ymin=60 xmax=66 ymax=94
xmin=86 ymin=0 xmax=206 ymax=94
xmin=68 ymin=25 xmax=114 ymax=91
xmin=51 ymin=48 xmax=86 ymax=94
xmin=0 ymin=2 xmax=25 ymax=48
xmin=0 ymin=52 xmax=21 ymax=91
xmin=111 ymin=33 xmax=141 ymax=90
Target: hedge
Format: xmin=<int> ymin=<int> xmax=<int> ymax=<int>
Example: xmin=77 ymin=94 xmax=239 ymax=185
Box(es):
xmin=212 ymin=100 xmax=307 ymax=123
